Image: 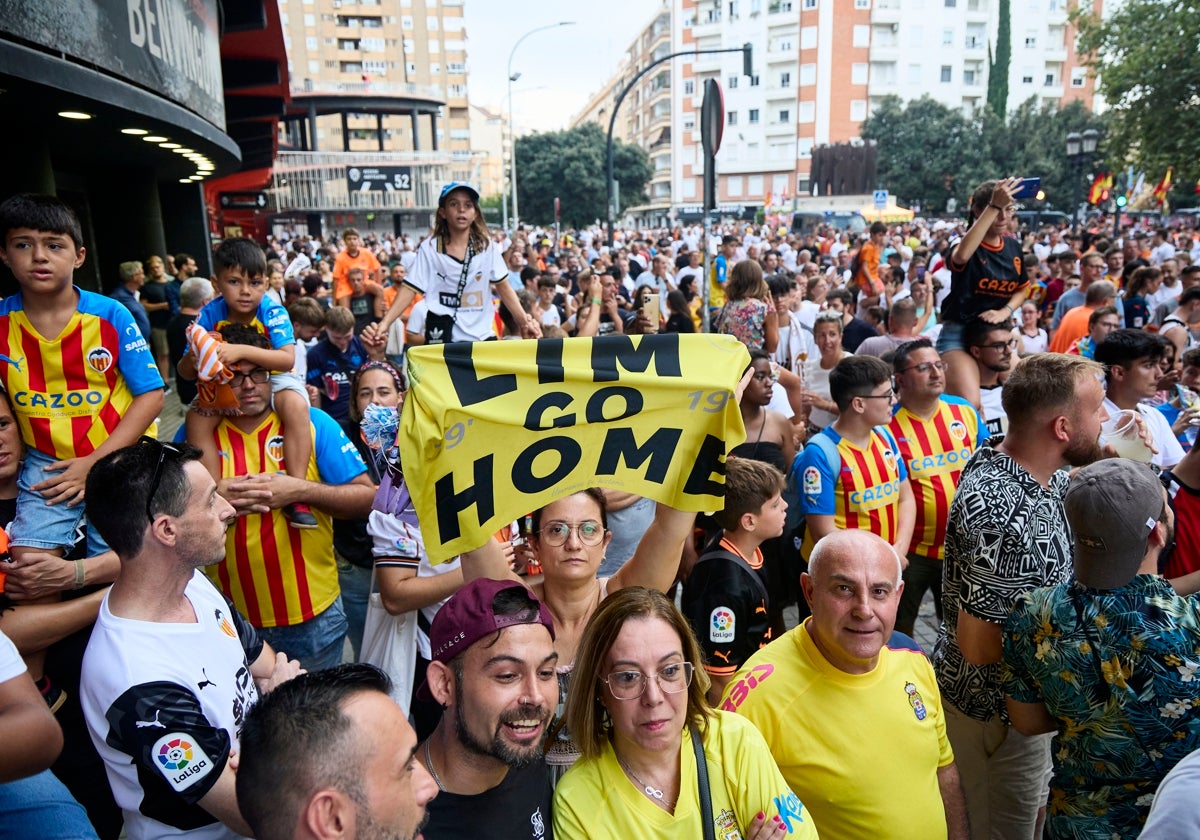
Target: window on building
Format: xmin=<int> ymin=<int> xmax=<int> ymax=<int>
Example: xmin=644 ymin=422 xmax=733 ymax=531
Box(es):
xmin=683 ymin=179 xmax=697 ymax=199
xmin=798 ymin=138 xmax=815 ymax=157
xmin=428 ymin=39 xmax=439 ymax=53
xmin=729 ymin=0 xmax=740 ymax=18
xmin=684 ymin=79 xmax=695 ymax=95
xmin=780 ymin=71 xmax=791 ymax=87
xmin=306 ymin=36 xmax=318 ymax=50
xmin=401 ymin=15 xmax=413 ymax=28
xmin=799 ymin=101 xmax=815 ymax=122
xmin=304 ymin=13 xmax=315 ymax=26
xmin=749 ymin=108 xmax=760 ymax=123
xmin=1070 ymin=70 xmax=1087 ymax=88
xmin=801 ymin=63 xmax=817 ymax=85
xmin=908 ymin=64 xmax=921 ymax=84
xmin=1021 ymin=72 xmax=1034 ymax=84
xmin=727 ymin=176 xmax=743 ymax=197
xmin=940 ymin=65 xmax=952 ymax=82
xmin=426 ymin=16 xmax=438 ymax=30
xmin=944 ymin=0 xmax=955 ymax=6
xmin=850 ymin=100 xmax=867 ymax=121
xmin=778 ymin=108 xmax=791 ymax=123
xmin=1025 ymin=31 xmax=1038 ymax=48
xmin=963 ymin=67 xmax=977 ymax=85
xmin=943 ymin=29 xmax=954 ymax=46
xmin=778 ymin=37 xmax=793 ymax=51
xmin=727 ymin=110 xmax=738 ymax=125
xmin=801 ymin=26 xmax=818 ymax=49
xmin=853 ymin=25 xmax=870 ymax=47
xmin=749 ymin=74 xmax=761 ymax=86
xmin=803 ymin=0 xmax=817 ymax=8
xmin=728 ymin=76 xmax=740 ymax=89
xmin=307 ymin=60 xmax=319 ymax=73
xmin=851 ymin=63 xmax=868 ymax=85
xmin=429 ymin=62 xmax=440 ymax=75
xmin=1044 ymin=72 xmax=1057 ymax=86
xmin=855 ymin=0 xmax=871 ymax=8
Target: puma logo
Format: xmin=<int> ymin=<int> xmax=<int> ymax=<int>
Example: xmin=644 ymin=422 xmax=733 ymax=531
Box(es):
xmin=135 ymin=709 xmax=165 ymax=729
xmin=197 ymin=669 xmax=217 ymax=691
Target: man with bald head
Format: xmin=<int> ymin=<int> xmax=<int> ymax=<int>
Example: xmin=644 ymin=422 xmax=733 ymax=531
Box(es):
xmin=721 ymin=530 xmax=968 ymax=840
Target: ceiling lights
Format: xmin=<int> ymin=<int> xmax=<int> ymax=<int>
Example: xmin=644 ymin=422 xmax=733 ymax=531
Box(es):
xmin=58 ymin=111 xmax=92 ymax=120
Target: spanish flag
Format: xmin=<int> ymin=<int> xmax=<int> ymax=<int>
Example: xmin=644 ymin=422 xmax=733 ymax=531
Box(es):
xmin=1153 ymin=167 xmax=1173 ymax=204
xmin=1088 ymin=172 xmax=1112 ymax=205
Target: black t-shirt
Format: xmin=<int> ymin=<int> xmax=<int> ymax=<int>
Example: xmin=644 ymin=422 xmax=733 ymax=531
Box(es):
xmin=841 ymin=316 xmax=877 ymax=353
xmin=942 ymin=236 xmax=1025 ymax=324
xmin=665 ymin=312 xmax=696 ymax=334
xmin=681 ymin=537 xmax=771 ymax=678
xmin=422 ymin=756 xmax=553 ymax=840
xmin=141 ymin=280 xmax=171 ymax=330
xmin=349 ymin=292 xmax=378 ymax=335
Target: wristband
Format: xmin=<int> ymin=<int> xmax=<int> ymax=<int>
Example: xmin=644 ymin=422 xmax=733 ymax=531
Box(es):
xmin=73 ymin=559 xmax=86 ymax=589
xmin=591 ymin=297 xmax=602 ymax=304
xmin=1004 ymin=303 xmax=1014 ymax=313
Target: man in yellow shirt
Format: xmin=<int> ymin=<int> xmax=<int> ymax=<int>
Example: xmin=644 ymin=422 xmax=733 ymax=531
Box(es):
xmin=721 ymin=530 xmax=969 ymax=840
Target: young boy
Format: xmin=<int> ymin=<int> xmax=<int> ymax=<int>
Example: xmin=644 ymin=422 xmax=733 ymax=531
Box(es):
xmin=346 ymin=267 xmax=383 ymax=336
xmin=682 ymin=457 xmax=788 ymax=705
xmin=177 ymin=238 xmax=317 ymax=528
xmin=0 ymin=193 xmax=165 ymax=709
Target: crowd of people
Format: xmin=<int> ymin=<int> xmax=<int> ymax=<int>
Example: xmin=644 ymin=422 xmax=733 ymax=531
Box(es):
xmin=2 ymin=177 xmax=1200 ymax=840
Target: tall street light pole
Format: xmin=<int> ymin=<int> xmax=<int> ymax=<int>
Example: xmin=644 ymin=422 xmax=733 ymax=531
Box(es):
xmin=507 ymin=21 xmax=575 ymax=233
xmin=1065 ymin=127 xmax=1100 ymax=237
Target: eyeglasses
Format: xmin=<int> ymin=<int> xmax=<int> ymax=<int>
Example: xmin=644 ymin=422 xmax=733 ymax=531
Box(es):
xmin=141 ymin=436 xmax=182 ymax=523
xmin=899 ymin=361 xmax=947 ymax=375
xmin=856 ymin=388 xmax=895 ymax=401
xmin=604 ymin=662 xmax=695 ymax=700
xmin=976 ymin=339 xmax=1019 ymax=352
xmin=229 ymin=368 xmax=271 ymax=387
xmin=537 ymin=520 xmax=607 ymax=547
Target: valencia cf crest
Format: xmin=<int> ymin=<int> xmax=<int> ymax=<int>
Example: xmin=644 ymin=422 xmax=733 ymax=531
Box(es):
xmin=266 ymin=434 xmax=285 ymax=465
xmin=87 ymin=347 xmax=114 ymax=373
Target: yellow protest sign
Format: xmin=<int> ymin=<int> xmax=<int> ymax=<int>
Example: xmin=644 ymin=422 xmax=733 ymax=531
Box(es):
xmin=399 ymin=334 xmax=750 ymax=563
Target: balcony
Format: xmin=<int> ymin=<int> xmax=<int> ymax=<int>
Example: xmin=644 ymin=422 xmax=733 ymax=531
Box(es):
xmin=270 ymin=150 xmax=453 ymax=212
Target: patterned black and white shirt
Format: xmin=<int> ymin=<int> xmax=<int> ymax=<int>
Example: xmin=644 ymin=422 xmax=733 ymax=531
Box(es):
xmin=931 ymin=441 xmax=1073 ymax=721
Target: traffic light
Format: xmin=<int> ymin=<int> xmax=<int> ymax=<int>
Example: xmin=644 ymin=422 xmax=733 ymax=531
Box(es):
xmin=1116 ymin=194 xmax=1127 ymax=207
xmin=1100 ymin=188 xmax=1110 ymax=202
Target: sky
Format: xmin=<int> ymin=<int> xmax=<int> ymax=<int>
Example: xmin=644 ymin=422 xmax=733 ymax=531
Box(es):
xmin=462 ymin=0 xmax=662 ymax=134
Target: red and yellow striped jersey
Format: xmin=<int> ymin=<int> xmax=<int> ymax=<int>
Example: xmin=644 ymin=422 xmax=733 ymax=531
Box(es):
xmin=0 ymin=291 xmax=163 ymax=459
xmin=206 ymin=408 xmax=365 ymax=628
xmin=888 ymin=397 xmax=989 ymax=560
xmin=796 ymin=426 xmax=907 ymax=558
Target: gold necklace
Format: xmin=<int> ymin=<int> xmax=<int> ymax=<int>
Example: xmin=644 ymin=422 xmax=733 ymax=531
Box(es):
xmin=617 ymin=756 xmax=675 ymax=809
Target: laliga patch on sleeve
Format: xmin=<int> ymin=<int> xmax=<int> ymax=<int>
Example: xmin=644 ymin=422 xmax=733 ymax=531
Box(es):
xmin=803 ymin=466 xmax=822 ymax=497
xmin=153 ymin=733 xmax=215 ymax=793
xmin=710 ymin=607 xmax=736 ymax=642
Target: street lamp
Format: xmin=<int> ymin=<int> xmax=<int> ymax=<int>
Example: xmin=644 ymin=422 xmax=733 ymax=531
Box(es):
xmin=507 ymin=21 xmax=575 ymax=233
xmin=1065 ymin=128 xmax=1100 ymax=236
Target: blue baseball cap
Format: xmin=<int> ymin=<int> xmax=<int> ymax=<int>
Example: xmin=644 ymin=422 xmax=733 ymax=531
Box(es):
xmin=439 ymin=182 xmax=480 ymax=205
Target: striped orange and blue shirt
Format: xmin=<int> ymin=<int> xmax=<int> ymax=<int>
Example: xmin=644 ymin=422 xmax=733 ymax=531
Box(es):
xmin=200 ymin=407 xmax=366 ymax=628
xmin=0 ymin=289 xmax=163 ymax=460
xmin=888 ymin=397 xmax=988 ymax=560
xmin=795 ymin=425 xmax=907 ymax=557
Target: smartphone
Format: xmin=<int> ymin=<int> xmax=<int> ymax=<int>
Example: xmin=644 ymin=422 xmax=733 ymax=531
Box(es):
xmin=1013 ymin=178 xmax=1042 ymax=199
xmin=640 ymin=290 xmax=661 ymax=324
xmin=916 ymin=265 xmax=926 ymax=279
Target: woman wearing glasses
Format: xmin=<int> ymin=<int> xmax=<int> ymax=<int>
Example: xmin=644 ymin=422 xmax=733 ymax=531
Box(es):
xmin=463 ymin=489 xmax=695 ymax=781
xmin=553 ymin=587 xmax=817 ymax=840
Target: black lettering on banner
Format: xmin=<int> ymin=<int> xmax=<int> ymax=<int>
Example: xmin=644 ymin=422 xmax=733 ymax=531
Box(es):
xmin=525 ymin=392 xmax=575 ymax=430
xmin=512 ymin=437 xmax=581 ymax=493
xmin=682 ymin=434 xmax=728 ymax=496
xmin=585 ymin=387 xmax=643 ymax=424
xmin=444 ymin=343 xmax=518 ymax=408
xmin=535 ymin=339 xmax=566 ymax=384
xmin=439 ymin=292 xmax=461 ymax=307
xmin=596 ymin=427 xmax=682 ymax=483
xmin=434 ymin=455 xmax=496 ymax=540
xmin=591 ymin=334 xmax=682 ymax=382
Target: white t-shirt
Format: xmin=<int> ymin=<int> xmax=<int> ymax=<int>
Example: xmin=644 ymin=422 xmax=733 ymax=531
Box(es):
xmin=0 ymin=628 xmax=25 ymax=683
xmin=775 ymin=312 xmax=817 ymax=375
xmin=406 ymin=299 xmax=428 ymax=339
xmin=803 ymin=352 xmax=850 ymax=429
xmin=81 ymin=572 xmax=261 ymax=840
xmin=1102 ymin=398 xmax=1185 ymax=470
xmin=1141 ymin=749 xmax=1200 ymax=839
xmin=406 ymin=237 xmax=507 ymax=343
xmin=980 ymin=383 xmax=1007 ymax=437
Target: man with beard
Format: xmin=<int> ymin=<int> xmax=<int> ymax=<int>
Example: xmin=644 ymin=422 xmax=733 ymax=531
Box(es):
xmin=418 ymin=579 xmax=558 ymax=840
xmin=237 ymin=664 xmax=438 ymax=840
xmin=930 ymin=354 xmax=1107 ymax=840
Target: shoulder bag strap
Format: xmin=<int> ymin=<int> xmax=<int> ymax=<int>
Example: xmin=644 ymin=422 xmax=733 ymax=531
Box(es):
xmin=691 ymin=725 xmax=716 ymax=840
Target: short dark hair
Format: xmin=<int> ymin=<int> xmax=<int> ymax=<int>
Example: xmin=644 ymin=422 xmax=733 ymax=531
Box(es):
xmin=0 ymin=193 xmax=83 ymax=248
xmin=1182 ymin=348 xmax=1200 ymax=369
xmin=891 ymin=337 xmax=935 ymax=372
xmin=213 ymin=237 xmax=267 ymax=279
xmin=766 ymin=274 xmax=791 ymax=298
xmin=964 ymin=317 xmax=1012 ymax=348
xmin=1087 ymin=305 xmax=1119 ymax=328
xmin=1094 ymin=328 xmax=1165 ymax=381
xmin=1180 ymin=286 xmax=1200 ymax=307
xmin=174 ymin=252 xmax=194 ymax=268
xmin=825 ymin=287 xmax=855 ymax=308
xmin=237 ymin=664 xmax=392 ymax=840
xmin=520 ymin=266 xmax=540 ymax=284
xmin=869 ymin=221 xmax=887 ymax=236
xmin=86 ymin=440 xmax=203 ymax=558
xmin=219 ymin=323 xmax=272 ymax=349
xmin=714 ymin=458 xmax=786 ymax=532
xmin=829 ymin=355 xmax=892 ymax=411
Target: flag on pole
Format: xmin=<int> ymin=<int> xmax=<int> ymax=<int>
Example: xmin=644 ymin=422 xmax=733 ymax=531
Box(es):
xmin=1152 ymin=167 xmax=1174 ymax=205
xmin=1088 ymin=172 xmax=1112 ymax=204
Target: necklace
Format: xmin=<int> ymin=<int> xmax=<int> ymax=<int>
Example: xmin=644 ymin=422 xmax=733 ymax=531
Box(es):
xmin=423 ymin=740 xmax=447 ymax=792
xmin=617 ymin=756 xmax=675 ymax=809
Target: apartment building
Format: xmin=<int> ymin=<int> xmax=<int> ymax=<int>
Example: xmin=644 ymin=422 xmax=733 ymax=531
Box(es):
xmin=582 ymin=0 xmax=1101 ymax=223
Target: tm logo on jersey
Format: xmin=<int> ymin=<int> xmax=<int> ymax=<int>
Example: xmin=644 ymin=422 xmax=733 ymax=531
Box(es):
xmin=710 ymin=607 xmax=736 ymax=642
xmin=153 ymin=733 xmax=214 ymax=792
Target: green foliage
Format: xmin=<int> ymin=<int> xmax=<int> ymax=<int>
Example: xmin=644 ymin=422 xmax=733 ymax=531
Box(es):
xmin=513 ymin=123 xmax=652 ymax=228
xmin=861 ymin=95 xmax=1106 ymax=214
xmin=987 ymin=0 xmax=1011 ymax=116
xmin=1075 ymin=0 xmax=1200 ymax=207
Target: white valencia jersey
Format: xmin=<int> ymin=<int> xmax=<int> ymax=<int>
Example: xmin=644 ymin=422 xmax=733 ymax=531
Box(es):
xmin=81 ymin=572 xmax=262 ymax=840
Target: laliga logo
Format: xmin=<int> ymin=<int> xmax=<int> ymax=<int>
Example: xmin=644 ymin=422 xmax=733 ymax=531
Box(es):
xmin=87 ymin=347 xmax=114 ymax=373
xmin=157 ymin=737 xmax=195 ymax=771
xmin=266 ymin=435 xmax=285 ymax=465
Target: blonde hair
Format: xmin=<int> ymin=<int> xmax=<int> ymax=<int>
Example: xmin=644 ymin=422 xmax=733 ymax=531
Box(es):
xmin=565 ymin=587 xmax=712 ymax=761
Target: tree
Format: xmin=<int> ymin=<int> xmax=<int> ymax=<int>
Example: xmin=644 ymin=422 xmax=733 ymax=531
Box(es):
xmin=513 ymin=123 xmax=652 ymax=228
xmin=986 ymin=0 xmax=1011 ymax=116
xmin=1075 ymin=0 xmax=1200 ymax=207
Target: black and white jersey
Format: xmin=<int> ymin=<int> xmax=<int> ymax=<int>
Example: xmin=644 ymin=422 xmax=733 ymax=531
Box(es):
xmin=81 ymin=572 xmax=263 ymax=840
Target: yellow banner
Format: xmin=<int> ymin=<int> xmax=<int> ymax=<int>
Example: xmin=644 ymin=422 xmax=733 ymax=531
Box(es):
xmin=399 ymin=334 xmax=750 ymax=563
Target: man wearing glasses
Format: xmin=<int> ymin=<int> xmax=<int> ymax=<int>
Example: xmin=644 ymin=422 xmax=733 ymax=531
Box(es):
xmin=887 ymin=339 xmax=989 ymax=637
xmin=793 ymin=355 xmax=916 ymax=565
xmin=199 ymin=329 xmax=376 ymax=672
xmin=965 ymin=319 xmax=1019 ymax=438
xmin=416 ymin=579 xmax=558 ymax=839
xmin=80 ymin=440 xmax=302 ymax=839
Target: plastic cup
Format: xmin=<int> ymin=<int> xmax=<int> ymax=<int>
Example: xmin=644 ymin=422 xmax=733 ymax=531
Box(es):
xmin=1100 ymin=409 xmax=1154 ymax=463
